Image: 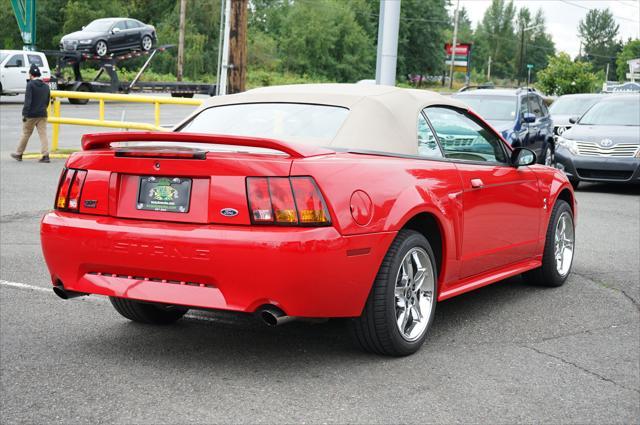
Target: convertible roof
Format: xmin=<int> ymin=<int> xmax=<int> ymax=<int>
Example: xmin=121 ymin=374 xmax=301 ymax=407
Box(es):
xmin=182 ymin=84 xmax=470 ymax=155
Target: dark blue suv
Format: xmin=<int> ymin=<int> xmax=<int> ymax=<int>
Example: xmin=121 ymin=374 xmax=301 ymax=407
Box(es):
xmin=453 ymin=88 xmax=555 ymax=165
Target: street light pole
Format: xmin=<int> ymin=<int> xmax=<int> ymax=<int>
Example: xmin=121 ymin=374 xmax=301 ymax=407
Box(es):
xmin=448 ymin=0 xmax=460 ymax=89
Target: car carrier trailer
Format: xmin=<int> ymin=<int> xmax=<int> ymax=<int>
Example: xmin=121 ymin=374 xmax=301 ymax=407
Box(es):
xmin=47 ymin=45 xmax=215 ymax=104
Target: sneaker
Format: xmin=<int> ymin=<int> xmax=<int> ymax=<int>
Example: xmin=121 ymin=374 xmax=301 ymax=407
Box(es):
xmin=39 ymin=155 xmax=50 ymax=163
xmin=10 ymin=153 xmax=22 ymax=161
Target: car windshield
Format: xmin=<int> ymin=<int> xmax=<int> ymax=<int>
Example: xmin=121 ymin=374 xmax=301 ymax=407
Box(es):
xmin=453 ymin=95 xmax=517 ymax=121
xmin=84 ymin=19 xmax=115 ymax=32
xmin=549 ymin=96 xmax=601 ymax=115
xmin=179 ymin=103 xmax=350 ymax=143
xmin=0 ymin=52 xmax=8 ymax=63
xmin=578 ymin=97 xmax=640 ymax=126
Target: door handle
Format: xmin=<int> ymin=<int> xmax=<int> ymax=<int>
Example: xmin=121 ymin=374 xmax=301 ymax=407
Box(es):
xmin=20 ymin=70 xmax=26 ymax=73
xmin=470 ymin=178 xmax=484 ymax=189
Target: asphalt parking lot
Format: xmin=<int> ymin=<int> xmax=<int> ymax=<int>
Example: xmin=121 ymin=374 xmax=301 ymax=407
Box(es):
xmin=1 ymin=97 xmax=639 ymax=423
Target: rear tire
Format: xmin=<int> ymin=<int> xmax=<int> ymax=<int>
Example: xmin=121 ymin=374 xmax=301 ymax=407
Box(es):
xmin=141 ymin=35 xmax=153 ymax=51
xmin=68 ymin=84 xmax=91 ymax=105
xmin=349 ymin=229 xmax=438 ymax=356
xmin=109 ymin=297 xmax=188 ymax=325
xmin=524 ymin=200 xmax=575 ymax=287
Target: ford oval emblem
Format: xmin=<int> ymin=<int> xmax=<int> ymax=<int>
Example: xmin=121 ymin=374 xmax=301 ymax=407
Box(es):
xmin=220 ymin=208 xmax=238 ymax=217
xmin=599 ymin=138 xmax=614 ymax=147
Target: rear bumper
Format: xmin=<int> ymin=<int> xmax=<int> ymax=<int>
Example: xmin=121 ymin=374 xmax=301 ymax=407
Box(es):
xmin=40 ymin=212 xmax=395 ymax=317
xmin=555 ymin=147 xmax=640 ymax=184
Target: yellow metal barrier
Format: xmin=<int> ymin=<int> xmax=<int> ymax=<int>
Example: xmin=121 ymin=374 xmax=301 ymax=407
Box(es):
xmin=46 ymin=90 xmax=203 ymax=152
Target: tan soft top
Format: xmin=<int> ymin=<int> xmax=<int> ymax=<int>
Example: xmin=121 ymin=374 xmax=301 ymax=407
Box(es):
xmin=179 ymin=84 xmax=469 ymax=155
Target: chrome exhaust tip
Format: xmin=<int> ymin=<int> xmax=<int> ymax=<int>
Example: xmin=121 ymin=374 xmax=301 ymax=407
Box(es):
xmin=258 ymin=306 xmax=296 ymax=327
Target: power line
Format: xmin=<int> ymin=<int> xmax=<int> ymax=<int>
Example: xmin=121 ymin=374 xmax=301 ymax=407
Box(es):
xmin=615 ymin=0 xmax=640 ymax=9
xmin=559 ymin=0 xmax=639 ymax=23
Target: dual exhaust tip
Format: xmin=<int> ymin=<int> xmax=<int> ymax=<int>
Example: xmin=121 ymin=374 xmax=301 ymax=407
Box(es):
xmin=54 ymin=284 xmax=295 ymax=327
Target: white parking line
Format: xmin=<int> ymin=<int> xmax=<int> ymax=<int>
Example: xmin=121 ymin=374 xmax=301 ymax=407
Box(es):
xmin=0 ymin=279 xmax=51 ymax=292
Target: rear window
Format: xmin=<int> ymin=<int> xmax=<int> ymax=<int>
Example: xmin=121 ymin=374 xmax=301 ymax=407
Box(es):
xmin=27 ymin=54 xmax=44 ymax=67
xmin=578 ymin=97 xmax=640 ymax=126
xmin=454 ymin=95 xmax=517 ymax=121
xmin=549 ymin=96 xmax=602 ymax=115
xmin=179 ymin=103 xmax=349 ymax=143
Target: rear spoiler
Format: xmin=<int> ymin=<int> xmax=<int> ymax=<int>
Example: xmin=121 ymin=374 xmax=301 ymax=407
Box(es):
xmin=81 ymin=131 xmax=335 ymax=159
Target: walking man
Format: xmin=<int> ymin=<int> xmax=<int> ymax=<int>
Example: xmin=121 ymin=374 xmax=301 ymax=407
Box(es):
xmin=11 ymin=63 xmax=51 ymax=163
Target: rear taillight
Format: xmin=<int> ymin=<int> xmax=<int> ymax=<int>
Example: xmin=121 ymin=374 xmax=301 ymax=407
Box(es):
xmin=246 ymin=177 xmax=330 ymax=226
xmin=55 ymin=168 xmax=87 ymax=212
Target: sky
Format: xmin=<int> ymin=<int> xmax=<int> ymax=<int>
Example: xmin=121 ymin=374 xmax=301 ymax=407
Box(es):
xmin=452 ymin=0 xmax=640 ymax=57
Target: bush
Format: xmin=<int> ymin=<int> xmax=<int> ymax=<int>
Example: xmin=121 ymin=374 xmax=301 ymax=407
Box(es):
xmin=536 ymin=53 xmax=599 ymax=95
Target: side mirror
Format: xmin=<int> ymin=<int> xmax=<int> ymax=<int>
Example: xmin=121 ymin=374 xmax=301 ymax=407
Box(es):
xmin=511 ymin=147 xmax=537 ymax=167
xmin=112 ymin=27 xmax=121 ymax=34
xmin=568 ymin=115 xmax=579 ymax=124
xmin=522 ymin=112 xmax=536 ymax=123
xmin=82 ymin=25 xmax=86 ymax=30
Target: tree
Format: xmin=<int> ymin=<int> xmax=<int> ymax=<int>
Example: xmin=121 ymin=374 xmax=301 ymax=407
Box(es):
xmin=278 ymin=0 xmax=374 ymax=82
xmin=473 ymin=0 xmax=517 ymax=79
xmin=578 ymin=8 xmax=621 ymax=79
xmin=537 ymin=53 xmax=598 ymax=95
xmin=616 ymin=39 xmax=640 ymax=81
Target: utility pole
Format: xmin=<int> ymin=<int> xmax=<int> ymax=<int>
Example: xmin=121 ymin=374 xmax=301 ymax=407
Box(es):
xmin=487 ymin=56 xmax=492 ymax=81
xmin=518 ymin=22 xmax=525 ymax=85
xmin=375 ymin=0 xmax=401 ymax=86
xmin=218 ymin=0 xmax=232 ymax=95
xmin=605 ymin=62 xmax=610 ymax=81
xmin=228 ymin=0 xmax=248 ymax=94
xmin=177 ymin=0 xmax=187 ymax=82
xmin=448 ymin=0 xmax=460 ymax=89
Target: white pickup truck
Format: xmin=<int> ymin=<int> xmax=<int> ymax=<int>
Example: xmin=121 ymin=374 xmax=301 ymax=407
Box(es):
xmin=0 ymin=50 xmax=55 ymax=95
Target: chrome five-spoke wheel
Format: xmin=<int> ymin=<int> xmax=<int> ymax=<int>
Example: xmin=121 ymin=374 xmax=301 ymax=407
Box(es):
xmin=350 ymin=229 xmax=438 ymax=356
xmin=554 ymin=211 xmax=574 ymax=277
xmin=394 ymin=247 xmax=435 ymax=342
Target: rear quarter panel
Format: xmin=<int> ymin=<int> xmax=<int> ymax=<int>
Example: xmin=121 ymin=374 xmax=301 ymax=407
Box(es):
xmin=291 ymin=153 xmax=465 ymax=284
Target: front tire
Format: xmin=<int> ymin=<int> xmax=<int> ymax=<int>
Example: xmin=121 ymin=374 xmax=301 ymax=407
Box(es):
xmin=524 ymin=200 xmax=575 ymax=287
xmin=110 ymin=297 xmax=188 ymax=324
xmin=543 ymin=145 xmax=554 ymax=166
xmin=95 ymin=40 xmax=108 ymax=57
xmin=350 ymin=230 xmax=438 ymax=356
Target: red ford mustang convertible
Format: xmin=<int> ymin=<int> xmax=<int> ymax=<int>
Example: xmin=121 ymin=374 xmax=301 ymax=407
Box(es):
xmin=41 ymin=84 xmax=576 ymax=356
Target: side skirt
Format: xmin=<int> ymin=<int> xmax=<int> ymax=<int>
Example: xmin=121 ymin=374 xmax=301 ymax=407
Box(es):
xmin=438 ymin=259 xmax=542 ymax=301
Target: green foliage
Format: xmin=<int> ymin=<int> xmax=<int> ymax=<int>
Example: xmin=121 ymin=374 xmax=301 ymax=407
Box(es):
xmin=278 ymin=0 xmax=374 ymax=82
xmin=473 ymin=0 xmax=517 ymax=79
xmin=397 ymin=0 xmax=448 ymax=77
xmin=616 ymin=39 xmax=640 ymax=81
xmin=578 ymin=8 xmax=621 ymax=78
xmin=536 ymin=53 xmax=599 ymax=95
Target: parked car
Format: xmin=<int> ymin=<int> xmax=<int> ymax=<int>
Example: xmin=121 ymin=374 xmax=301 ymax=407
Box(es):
xmin=59 ymin=18 xmax=157 ymax=57
xmin=41 ymin=84 xmax=576 ymax=356
xmin=453 ymin=88 xmax=555 ymax=166
xmin=0 ymin=50 xmax=53 ymax=95
xmin=548 ymin=93 xmax=605 ymax=136
xmin=555 ymin=94 xmax=640 ymax=189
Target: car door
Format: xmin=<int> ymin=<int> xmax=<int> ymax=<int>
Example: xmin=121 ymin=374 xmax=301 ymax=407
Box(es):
xmin=528 ymin=94 xmax=546 ymax=156
xmin=109 ymin=20 xmax=128 ymax=50
xmin=2 ymin=53 xmax=27 ymax=92
xmin=126 ymin=20 xmax=142 ymax=47
xmin=424 ymin=106 xmax=541 ymax=279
